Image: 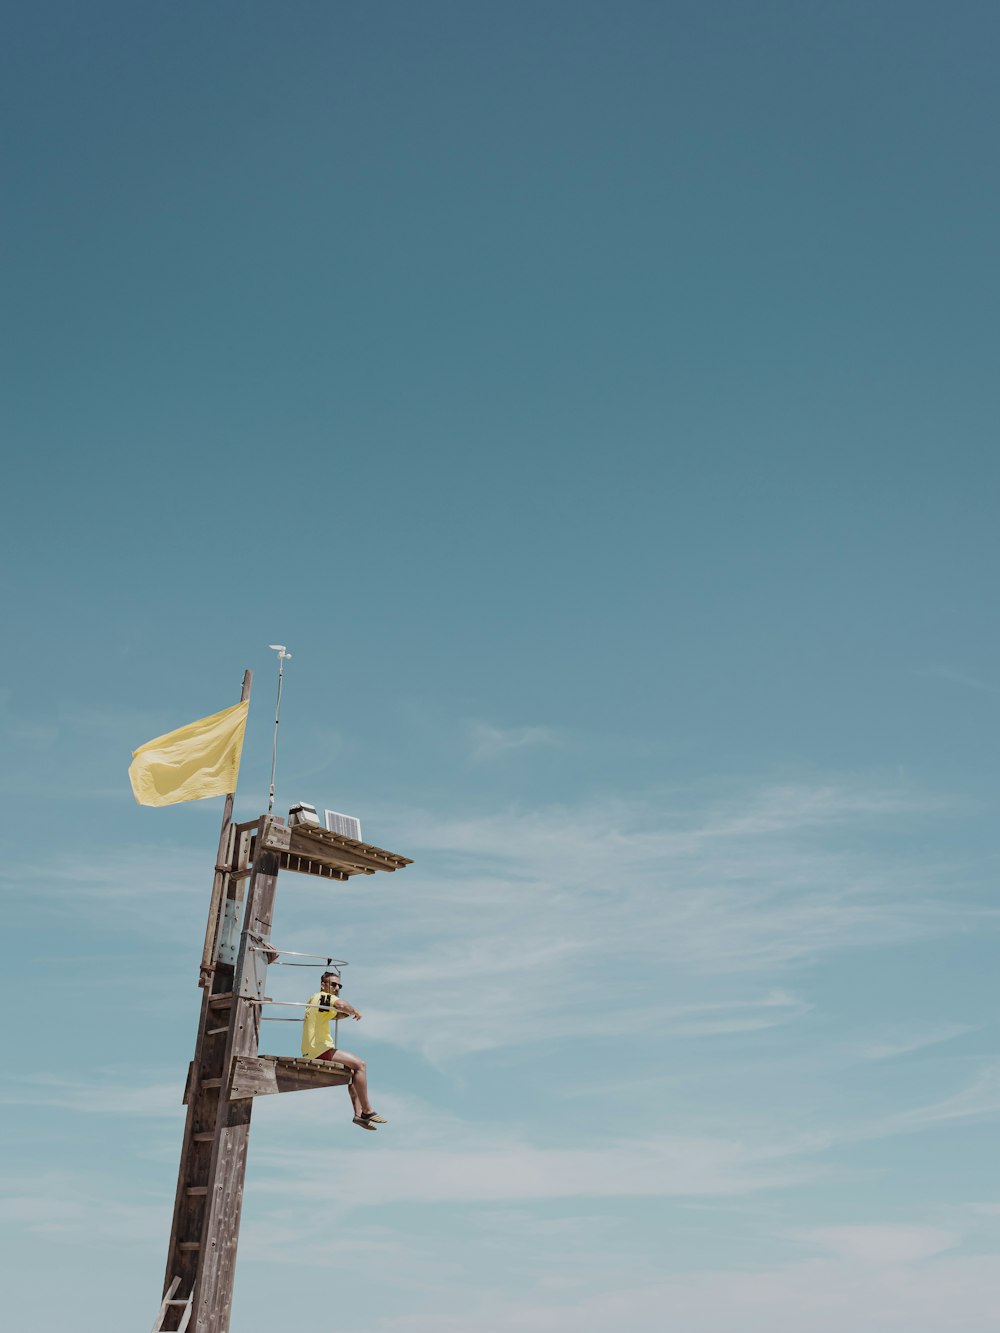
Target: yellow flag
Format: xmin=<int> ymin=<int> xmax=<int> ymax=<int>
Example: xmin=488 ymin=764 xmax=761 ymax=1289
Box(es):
xmin=128 ymin=700 xmax=250 ymax=807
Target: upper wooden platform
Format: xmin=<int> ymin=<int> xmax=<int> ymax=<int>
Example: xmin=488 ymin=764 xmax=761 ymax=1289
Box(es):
xmin=246 ymin=816 xmax=413 ymax=883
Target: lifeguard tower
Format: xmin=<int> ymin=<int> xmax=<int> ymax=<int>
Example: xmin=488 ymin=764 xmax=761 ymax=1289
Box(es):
xmin=152 ymin=724 xmax=411 ymax=1332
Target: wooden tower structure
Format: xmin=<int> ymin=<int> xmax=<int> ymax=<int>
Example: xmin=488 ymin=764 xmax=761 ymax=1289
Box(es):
xmin=152 ymin=674 xmax=411 ymax=1333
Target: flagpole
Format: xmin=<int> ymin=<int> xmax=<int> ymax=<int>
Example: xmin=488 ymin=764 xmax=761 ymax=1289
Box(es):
xmin=267 ymin=645 xmax=292 ymax=814
xmin=199 ymin=668 xmax=253 ymax=986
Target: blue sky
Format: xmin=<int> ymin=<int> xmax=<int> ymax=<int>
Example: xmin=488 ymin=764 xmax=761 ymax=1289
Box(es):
xmin=3 ymin=3 xmax=999 ymax=1329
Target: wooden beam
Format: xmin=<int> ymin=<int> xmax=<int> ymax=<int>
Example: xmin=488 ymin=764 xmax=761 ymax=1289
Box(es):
xmin=285 ymin=825 xmax=412 ymax=875
xmin=199 ymin=670 xmax=252 ymax=986
xmin=164 ymin=966 xmax=233 ymax=1309
xmin=229 ymin=1055 xmax=352 ymax=1099
xmin=277 ymin=851 xmax=351 ymax=881
xmin=192 ymin=829 xmax=279 ymax=1333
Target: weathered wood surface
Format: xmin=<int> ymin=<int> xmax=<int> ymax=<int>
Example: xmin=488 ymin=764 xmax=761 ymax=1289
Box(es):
xmin=161 ymin=972 xmax=229 ymax=1324
xmin=287 ymin=822 xmax=412 ymax=872
xmin=192 ymin=830 xmax=279 ymax=1333
xmin=199 ymin=670 xmax=252 ymax=985
xmin=229 ymin=1054 xmax=352 ymax=1099
xmin=258 ymin=816 xmax=412 ymax=877
xmin=161 ymin=668 xmax=253 ymax=1324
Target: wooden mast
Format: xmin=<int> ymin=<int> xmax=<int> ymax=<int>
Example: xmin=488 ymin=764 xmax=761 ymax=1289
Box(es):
xmin=198 ymin=669 xmax=253 ymax=989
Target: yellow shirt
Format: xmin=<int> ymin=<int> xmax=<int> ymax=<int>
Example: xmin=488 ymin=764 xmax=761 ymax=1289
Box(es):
xmin=301 ymin=991 xmax=343 ymax=1059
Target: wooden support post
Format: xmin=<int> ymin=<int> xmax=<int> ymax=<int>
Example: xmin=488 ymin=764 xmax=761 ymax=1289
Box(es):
xmin=190 ymin=822 xmax=280 ymax=1333
xmin=199 ymin=670 xmax=253 ymax=988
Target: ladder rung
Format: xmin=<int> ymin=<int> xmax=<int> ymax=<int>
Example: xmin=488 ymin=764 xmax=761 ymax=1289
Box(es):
xmin=209 ymin=993 xmax=234 ymax=1008
xmin=177 ymin=1241 xmax=200 ymax=1251
xmin=164 ymin=1299 xmax=190 ymax=1305
xmin=193 ymin=1132 xmax=214 ymax=1142
xmin=201 ymin=1078 xmax=223 ymax=1089
xmin=185 ymin=1186 xmax=208 ymax=1196
xmin=206 ymin=1026 xmax=228 ymax=1035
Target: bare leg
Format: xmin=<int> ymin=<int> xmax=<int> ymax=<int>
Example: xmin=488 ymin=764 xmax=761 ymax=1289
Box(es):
xmin=328 ymin=1050 xmax=373 ymax=1117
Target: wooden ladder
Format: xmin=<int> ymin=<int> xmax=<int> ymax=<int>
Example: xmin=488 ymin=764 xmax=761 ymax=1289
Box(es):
xmin=159 ymin=984 xmax=237 ymax=1325
xmin=152 ymin=1277 xmax=193 ymax=1333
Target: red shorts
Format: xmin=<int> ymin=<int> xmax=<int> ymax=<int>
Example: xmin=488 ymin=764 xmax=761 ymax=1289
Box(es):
xmin=315 ymin=1049 xmax=337 ymax=1061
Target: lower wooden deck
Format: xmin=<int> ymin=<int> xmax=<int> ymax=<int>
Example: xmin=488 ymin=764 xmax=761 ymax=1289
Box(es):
xmin=229 ymin=1054 xmax=352 ymax=1099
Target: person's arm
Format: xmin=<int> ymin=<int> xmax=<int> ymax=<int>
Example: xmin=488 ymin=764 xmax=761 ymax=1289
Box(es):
xmin=331 ymin=997 xmax=362 ymax=1021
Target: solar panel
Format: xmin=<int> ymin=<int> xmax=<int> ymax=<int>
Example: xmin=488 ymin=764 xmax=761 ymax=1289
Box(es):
xmin=324 ymin=809 xmax=362 ymax=841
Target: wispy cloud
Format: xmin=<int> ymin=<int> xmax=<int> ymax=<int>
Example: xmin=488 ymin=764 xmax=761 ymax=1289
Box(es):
xmin=2 ymin=846 xmax=206 ymax=903
xmin=0 ymin=844 xmax=211 ymax=948
xmin=874 ymin=1065 xmax=1000 ymax=1135
xmin=250 ymin=1082 xmax=821 ymax=1210
xmin=467 ymin=721 xmax=559 ymax=761
xmin=0 ymin=1072 xmax=182 ymax=1118
xmin=860 ymin=1022 xmax=976 ymax=1061
xmin=0 ymin=1170 xmax=166 ymax=1245
xmin=243 ymin=1056 xmax=1000 ymax=1214
xmin=362 ymin=1251 xmax=1000 ymax=1333
xmin=285 ymin=779 xmax=991 ymax=1065
xmin=798 ymin=1224 xmax=958 ymax=1264
xmin=261 ymin=1138 xmax=806 ymax=1206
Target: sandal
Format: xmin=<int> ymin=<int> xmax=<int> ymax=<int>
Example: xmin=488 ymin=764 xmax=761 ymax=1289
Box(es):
xmin=363 ymin=1111 xmax=387 ymax=1124
xmin=352 ymin=1115 xmax=378 ymax=1131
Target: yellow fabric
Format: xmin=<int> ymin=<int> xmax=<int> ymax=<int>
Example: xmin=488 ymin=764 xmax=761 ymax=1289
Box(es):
xmin=128 ymin=700 xmax=249 ymax=807
xmin=302 ymin=991 xmax=341 ymax=1059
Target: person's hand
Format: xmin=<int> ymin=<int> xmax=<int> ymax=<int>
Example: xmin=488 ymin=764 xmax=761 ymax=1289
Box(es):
xmin=352 ymin=1009 xmax=362 ymax=1021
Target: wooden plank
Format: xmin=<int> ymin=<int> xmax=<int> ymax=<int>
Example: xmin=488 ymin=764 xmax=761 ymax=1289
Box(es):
xmin=226 ymin=1055 xmax=277 ymax=1100
xmin=270 ymin=1058 xmax=352 ymax=1096
xmin=229 ymin=1055 xmax=352 ymax=1099
xmin=283 ymin=824 xmax=411 ymax=876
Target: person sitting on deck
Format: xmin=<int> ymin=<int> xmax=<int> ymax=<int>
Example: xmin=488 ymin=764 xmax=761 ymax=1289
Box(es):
xmin=301 ymin=971 xmax=386 ymax=1131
